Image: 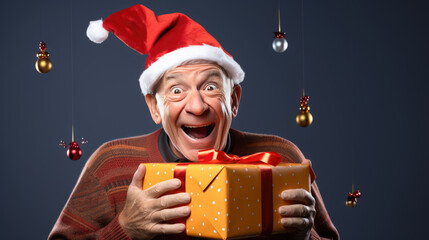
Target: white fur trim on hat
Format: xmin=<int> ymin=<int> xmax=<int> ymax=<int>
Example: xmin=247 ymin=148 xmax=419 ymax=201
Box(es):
xmin=86 ymin=19 xmax=109 ymax=44
xmin=139 ymin=45 xmax=245 ymax=95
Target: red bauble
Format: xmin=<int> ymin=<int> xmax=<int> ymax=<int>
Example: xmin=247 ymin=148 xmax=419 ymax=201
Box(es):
xmin=67 ymin=141 xmax=82 ymax=160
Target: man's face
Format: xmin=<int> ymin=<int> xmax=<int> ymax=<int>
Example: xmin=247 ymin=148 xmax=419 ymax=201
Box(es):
xmin=145 ymin=63 xmax=241 ymax=161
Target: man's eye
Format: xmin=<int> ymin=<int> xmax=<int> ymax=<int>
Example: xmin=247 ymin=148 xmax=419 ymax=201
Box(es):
xmin=171 ymin=87 xmax=183 ymax=94
xmin=205 ymin=84 xmax=217 ymax=91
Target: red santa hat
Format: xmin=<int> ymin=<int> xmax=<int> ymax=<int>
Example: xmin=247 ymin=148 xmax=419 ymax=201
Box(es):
xmin=86 ymin=4 xmax=244 ymax=95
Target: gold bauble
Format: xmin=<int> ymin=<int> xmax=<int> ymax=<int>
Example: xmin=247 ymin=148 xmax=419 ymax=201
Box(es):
xmin=345 ymin=200 xmax=356 ymax=208
xmin=296 ymin=111 xmax=313 ymax=127
xmin=35 ymin=58 xmax=52 ymax=73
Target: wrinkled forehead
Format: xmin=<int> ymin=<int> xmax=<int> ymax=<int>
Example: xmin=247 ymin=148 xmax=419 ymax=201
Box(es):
xmin=166 ymin=64 xmax=224 ymax=77
xmin=151 ymin=60 xmax=231 ymax=94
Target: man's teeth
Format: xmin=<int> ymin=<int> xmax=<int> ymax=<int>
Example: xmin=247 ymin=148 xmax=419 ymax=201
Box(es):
xmin=183 ymin=124 xmax=211 ymax=128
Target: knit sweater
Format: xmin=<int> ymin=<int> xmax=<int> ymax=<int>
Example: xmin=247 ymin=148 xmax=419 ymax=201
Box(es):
xmin=48 ymin=129 xmax=339 ymax=240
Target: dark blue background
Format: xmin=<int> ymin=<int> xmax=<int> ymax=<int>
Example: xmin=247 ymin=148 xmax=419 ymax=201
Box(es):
xmin=1 ymin=0 xmax=428 ymax=239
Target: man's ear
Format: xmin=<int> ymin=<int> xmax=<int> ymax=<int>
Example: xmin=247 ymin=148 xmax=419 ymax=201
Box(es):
xmin=231 ymin=85 xmax=242 ymax=118
xmin=145 ymin=94 xmax=162 ymax=124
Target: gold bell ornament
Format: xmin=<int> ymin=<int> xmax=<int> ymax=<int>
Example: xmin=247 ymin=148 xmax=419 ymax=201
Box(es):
xmin=35 ymin=41 xmax=52 ymax=73
xmin=296 ymin=95 xmax=313 ymax=127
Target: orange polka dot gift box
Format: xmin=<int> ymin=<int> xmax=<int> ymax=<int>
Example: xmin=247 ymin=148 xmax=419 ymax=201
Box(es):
xmin=142 ymin=149 xmax=315 ymax=239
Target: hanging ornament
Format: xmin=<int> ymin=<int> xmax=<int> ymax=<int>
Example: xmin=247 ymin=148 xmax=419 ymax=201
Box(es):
xmin=35 ymin=41 xmax=52 ymax=73
xmin=296 ymin=94 xmax=313 ymax=127
xmin=59 ymin=125 xmax=87 ymax=160
xmin=273 ymin=32 xmax=288 ymax=53
xmin=59 ymin=138 xmax=88 ymax=160
xmin=57 ymin=3 xmax=86 ymax=161
xmin=345 ymin=185 xmax=362 ymax=208
xmin=272 ymin=4 xmax=288 ymax=53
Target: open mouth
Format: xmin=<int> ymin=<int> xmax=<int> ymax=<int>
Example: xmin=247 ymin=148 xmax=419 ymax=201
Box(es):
xmin=182 ymin=123 xmax=214 ymax=139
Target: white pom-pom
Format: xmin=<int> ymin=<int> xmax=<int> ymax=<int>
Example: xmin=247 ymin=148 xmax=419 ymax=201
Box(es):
xmin=86 ymin=19 xmax=109 ymax=44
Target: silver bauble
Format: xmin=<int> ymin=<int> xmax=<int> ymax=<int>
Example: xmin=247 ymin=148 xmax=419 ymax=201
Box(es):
xmin=272 ymin=38 xmax=288 ymax=53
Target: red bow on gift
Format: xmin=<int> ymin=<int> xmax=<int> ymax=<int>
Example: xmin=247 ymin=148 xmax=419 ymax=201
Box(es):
xmin=198 ymin=149 xmax=282 ymax=166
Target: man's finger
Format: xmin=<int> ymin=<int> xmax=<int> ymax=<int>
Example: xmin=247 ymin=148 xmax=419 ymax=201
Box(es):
xmin=151 ymin=206 xmax=191 ymax=222
xmin=150 ymin=223 xmax=186 ymax=235
xmin=281 ymin=217 xmax=313 ymax=231
xmin=153 ymin=192 xmax=191 ymax=209
xmin=130 ymin=164 xmax=146 ymax=188
xmin=281 ymin=189 xmax=315 ymax=206
xmin=279 ymin=205 xmax=315 ymax=218
xmin=145 ymin=178 xmax=182 ymax=198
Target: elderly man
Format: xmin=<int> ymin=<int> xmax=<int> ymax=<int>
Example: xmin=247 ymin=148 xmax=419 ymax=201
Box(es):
xmin=49 ymin=4 xmax=339 ymax=240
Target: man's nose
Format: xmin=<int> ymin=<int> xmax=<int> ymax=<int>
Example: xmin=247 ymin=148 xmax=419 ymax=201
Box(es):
xmin=185 ymin=90 xmax=208 ymax=115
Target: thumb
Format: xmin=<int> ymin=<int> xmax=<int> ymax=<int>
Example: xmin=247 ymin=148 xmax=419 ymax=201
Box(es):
xmin=130 ymin=164 xmax=146 ymax=188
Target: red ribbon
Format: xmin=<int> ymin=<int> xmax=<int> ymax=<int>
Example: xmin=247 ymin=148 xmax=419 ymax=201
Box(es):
xmin=172 ymin=163 xmax=189 ymax=227
xmin=197 ymin=148 xmax=282 ymax=166
xmin=259 ymin=164 xmax=273 ymax=236
xmin=173 ymin=149 xmax=281 ymax=237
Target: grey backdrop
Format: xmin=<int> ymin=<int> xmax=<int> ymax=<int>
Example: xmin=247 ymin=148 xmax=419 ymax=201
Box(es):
xmin=1 ymin=0 xmax=428 ymax=239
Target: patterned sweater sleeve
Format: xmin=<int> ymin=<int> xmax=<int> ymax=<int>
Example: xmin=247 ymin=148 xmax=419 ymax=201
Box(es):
xmin=48 ymin=143 xmax=132 ymax=240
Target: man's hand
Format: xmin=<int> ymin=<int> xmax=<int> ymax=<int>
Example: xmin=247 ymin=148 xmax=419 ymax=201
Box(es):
xmin=118 ymin=164 xmax=191 ymax=240
xmin=279 ymin=189 xmax=316 ymax=240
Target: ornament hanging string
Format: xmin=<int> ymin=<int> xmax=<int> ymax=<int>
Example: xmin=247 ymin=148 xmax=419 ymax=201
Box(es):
xmin=278 ymin=0 xmax=281 ymax=32
xmin=295 ymin=0 xmax=313 ymax=128
xmin=35 ymin=2 xmax=52 ymax=74
xmin=347 ymin=0 xmax=360 ymax=206
xmin=272 ymin=0 xmax=288 ymax=53
xmin=301 ymin=0 xmax=305 ymax=94
xmin=70 ymin=0 xmax=75 ymax=141
xmin=58 ymin=0 xmax=87 ymax=160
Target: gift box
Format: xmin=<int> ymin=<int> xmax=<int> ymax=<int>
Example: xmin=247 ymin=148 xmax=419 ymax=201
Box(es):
xmin=142 ymin=150 xmax=315 ymax=239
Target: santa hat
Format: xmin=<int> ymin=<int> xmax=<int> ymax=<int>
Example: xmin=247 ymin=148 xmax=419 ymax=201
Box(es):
xmin=86 ymin=4 xmax=244 ymax=95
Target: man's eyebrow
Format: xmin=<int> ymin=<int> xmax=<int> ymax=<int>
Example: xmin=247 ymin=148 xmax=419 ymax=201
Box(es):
xmin=165 ymin=73 xmax=184 ymax=80
xmin=203 ymin=70 xmax=222 ymax=79
xmin=164 ymin=69 xmax=222 ymax=81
